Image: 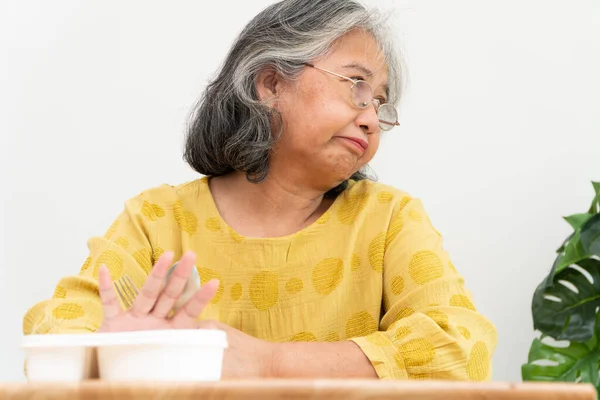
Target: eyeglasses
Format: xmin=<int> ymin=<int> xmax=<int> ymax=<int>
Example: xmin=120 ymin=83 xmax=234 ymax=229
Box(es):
xmin=304 ymin=63 xmax=400 ymax=131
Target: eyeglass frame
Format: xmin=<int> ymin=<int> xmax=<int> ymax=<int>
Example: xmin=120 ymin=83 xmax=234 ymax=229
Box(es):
xmin=304 ymin=62 xmax=400 ymax=130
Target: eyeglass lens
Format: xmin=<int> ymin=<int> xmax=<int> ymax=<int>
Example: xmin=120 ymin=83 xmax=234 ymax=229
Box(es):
xmin=351 ymin=81 xmax=398 ymax=131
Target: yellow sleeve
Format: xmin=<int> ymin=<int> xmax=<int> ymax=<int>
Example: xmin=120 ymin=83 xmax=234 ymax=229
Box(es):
xmin=350 ymin=197 xmax=497 ymax=381
xmin=22 ymin=193 xmax=164 ymax=335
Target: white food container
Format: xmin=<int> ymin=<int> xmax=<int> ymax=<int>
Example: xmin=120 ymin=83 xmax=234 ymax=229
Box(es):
xmin=96 ymin=329 xmax=227 ymax=382
xmin=22 ymin=334 xmax=98 ymax=382
xmin=22 ymin=329 xmax=228 ymax=382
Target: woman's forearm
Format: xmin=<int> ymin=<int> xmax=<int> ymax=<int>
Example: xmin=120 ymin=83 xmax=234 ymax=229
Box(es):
xmin=270 ymin=340 xmax=378 ymax=378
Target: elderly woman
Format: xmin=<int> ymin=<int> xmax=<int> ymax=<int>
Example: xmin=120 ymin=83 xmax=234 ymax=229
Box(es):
xmin=24 ymin=0 xmax=496 ymax=381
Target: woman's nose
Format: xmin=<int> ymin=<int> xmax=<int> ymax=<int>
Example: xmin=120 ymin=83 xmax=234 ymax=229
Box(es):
xmin=355 ymin=103 xmax=381 ymax=134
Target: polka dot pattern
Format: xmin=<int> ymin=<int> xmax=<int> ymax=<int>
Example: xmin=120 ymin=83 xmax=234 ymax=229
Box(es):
xmin=285 ymin=278 xmax=303 ymax=294
xmin=400 ymin=338 xmax=436 ymax=368
xmin=409 ymin=373 xmax=431 ymax=380
xmin=350 ymin=253 xmax=361 ymax=271
xmin=377 ymin=191 xmax=394 ymax=203
xmin=386 ymin=213 xmax=403 ymax=248
xmin=425 ymin=310 xmax=449 ymax=330
xmin=114 ymin=237 xmax=130 ymax=249
xmin=198 ymin=268 xmax=223 ymax=304
xmin=173 ymin=201 xmax=198 ymax=235
xmin=391 ymin=276 xmax=404 ymax=295
xmin=368 ymin=233 xmax=386 ymax=273
xmin=291 ymin=332 xmax=317 ymax=342
xmin=53 ymin=286 xmax=66 ymax=299
xmin=152 ymin=247 xmax=164 ymax=264
xmin=409 ymin=210 xmax=422 ymax=222
xmin=366 ymin=334 xmax=389 ymax=346
xmin=205 ymin=217 xmax=221 ymax=232
xmin=394 ymin=326 xmax=412 ymax=341
xmin=141 ymin=201 xmax=165 ymax=222
xmin=80 ymin=257 xmax=92 ymax=273
xmin=316 ymin=211 xmax=331 ymax=225
xmin=458 ymin=326 xmax=471 ymax=340
xmin=94 ymin=250 xmax=124 ymax=279
xmin=392 ymin=307 xmax=414 ymax=322
xmin=24 ymin=180 xmax=497 ymax=381
xmin=231 ymin=283 xmax=242 ymax=300
xmin=408 ymin=250 xmax=444 ymax=285
xmin=399 ymin=196 xmax=411 ymax=211
xmin=52 ymin=303 xmax=84 ymax=320
xmin=467 ymin=341 xmax=490 ymax=381
xmin=394 ymin=351 xmax=406 ymax=370
xmin=133 ymin=248 xmax=153 ymax=275
xmin=338 ymin=192 xmax=369 ymax=225
xmin=249 ymin=271 xmax=278 ymax=310
xmin=346 ymin=311 xmax=378 ymax=339
xmin=450 ymin=294 xmax=477 ymax=311
xmin=229 ymin=227 xmax=245 ymax=243
xmin=312 ymin=258 xmax=344 ymax=295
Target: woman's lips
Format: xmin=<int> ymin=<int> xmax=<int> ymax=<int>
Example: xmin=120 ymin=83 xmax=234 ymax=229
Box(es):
xmin=337 ymin=136 xmax=368 ymax=153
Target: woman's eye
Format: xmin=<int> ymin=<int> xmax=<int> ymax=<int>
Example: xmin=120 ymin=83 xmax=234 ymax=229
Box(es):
xmin=349 ymin=76 xmax=365 ymax=81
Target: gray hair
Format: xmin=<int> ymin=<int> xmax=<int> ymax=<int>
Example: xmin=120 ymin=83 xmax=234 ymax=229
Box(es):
xmin=184 ymin=0 xmax=404 ymax=197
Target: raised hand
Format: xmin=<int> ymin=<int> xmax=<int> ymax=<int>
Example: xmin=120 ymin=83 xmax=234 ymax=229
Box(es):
xmin=97 ymin=251 xmax=219 ymax=332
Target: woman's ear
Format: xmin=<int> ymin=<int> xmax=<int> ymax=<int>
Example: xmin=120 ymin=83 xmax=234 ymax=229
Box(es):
xmin=256 ymin=69 xmax=281 ymax=104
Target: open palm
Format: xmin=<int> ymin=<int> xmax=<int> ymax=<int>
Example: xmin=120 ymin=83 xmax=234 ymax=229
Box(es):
xmin=97 ymin=251 xmax=219 ymax=333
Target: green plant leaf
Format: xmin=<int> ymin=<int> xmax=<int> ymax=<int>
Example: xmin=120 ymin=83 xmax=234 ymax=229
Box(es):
xmin=590 ymin=193 xmax=600 ymax=215
xmin=522 ymin=336 xmax=600 ymax=394
xmin=565 ymin=214 xmax=594 ymax=230
xmin=589 ymin=182 xmax=600 ymax=214
xmin=554 ymin=230 xmax=588 ymax=275
xmin=557 ymin=232 xmax=576 ymax=254
xmin=533 ymin=259 xmax=600 ymax=341
xmin=564 ymin=213 xmax=593 ymax=230
xmin=581 ymin=214 xmax=600 ymax=256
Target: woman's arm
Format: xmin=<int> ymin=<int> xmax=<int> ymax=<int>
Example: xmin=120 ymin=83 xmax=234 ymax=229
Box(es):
xmin=271 ymin=340 xmax=377 ymax=378
xmin=348 ymin=196 xmax=498 ymax=380
xmin=264 ymin=195 xmax=497 ymax=381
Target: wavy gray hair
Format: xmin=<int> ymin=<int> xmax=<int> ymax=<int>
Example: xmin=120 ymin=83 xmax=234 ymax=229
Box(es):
xmin=184 ymin=0 xmax=404 ymax=197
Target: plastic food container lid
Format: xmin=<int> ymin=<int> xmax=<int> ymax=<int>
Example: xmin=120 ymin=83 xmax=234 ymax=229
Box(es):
xmin=22 ymin=329 xmax=228 ymax=349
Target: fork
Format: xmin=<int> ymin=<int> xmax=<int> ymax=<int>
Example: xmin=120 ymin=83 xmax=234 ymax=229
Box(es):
xmin=114 ymin=275 xmax=139 ymax=309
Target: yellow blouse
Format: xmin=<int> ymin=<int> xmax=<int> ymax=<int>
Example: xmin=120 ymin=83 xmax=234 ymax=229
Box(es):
xmin=23 ymin=177 xmax=497 ymax=380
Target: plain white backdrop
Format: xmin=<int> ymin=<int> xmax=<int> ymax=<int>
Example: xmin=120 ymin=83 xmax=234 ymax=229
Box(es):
xmin=1 ymin=0 xmax=599 ymax=382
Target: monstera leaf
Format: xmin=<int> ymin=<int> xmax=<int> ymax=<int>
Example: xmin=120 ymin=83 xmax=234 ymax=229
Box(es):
xmin=524 ymin=181 xmax=600 ymax=395
xmin=533 ymin=258 xmax=600 ymax=342
xmin=546 ymin=182 xmax=600 ymax=278
xmin=581 ymin=214 xmax=600 ymax=257
xmin=522 ymin=334 xmax=600 ymax=398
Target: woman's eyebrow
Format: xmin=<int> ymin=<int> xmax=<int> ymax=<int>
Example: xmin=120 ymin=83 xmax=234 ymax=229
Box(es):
xmin=342 ymin=62 xmax=373 ymax=76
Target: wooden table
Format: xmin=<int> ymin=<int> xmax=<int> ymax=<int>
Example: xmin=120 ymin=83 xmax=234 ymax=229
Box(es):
xmin=0 ymin=380 xmax=596 ymax=400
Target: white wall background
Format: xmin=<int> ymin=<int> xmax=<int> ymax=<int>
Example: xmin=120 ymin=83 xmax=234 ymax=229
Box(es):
xmin=1 ymin=0 xmax=599 ymax=383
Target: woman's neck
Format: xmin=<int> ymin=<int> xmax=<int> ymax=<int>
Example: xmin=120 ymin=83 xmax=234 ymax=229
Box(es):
xmin=208 ymin=171 xmax=335 ymax=238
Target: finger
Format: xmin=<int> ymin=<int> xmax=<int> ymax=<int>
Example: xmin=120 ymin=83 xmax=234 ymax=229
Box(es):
xmin=98 ymin=265 xmax=121 ymax=320
xmin=151 ymin=251 xmax=197 ymax=318
xmin=129 ymin=251 xmax=174 ymax=315
xmin=171 ymin=279 xmax=219 ymax=329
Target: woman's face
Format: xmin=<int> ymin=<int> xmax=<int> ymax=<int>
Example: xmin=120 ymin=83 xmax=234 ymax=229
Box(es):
xmin=269 ymin=30 xmax=389 ymax=190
